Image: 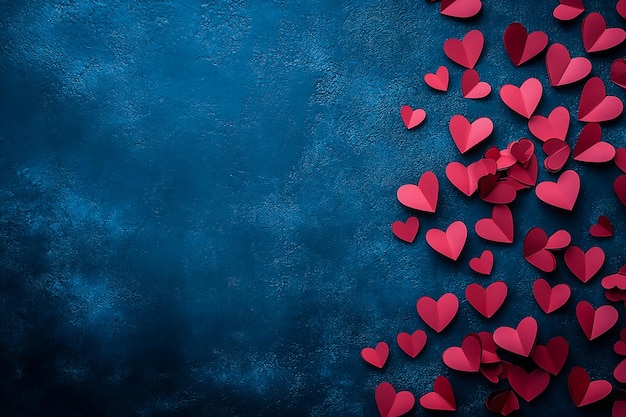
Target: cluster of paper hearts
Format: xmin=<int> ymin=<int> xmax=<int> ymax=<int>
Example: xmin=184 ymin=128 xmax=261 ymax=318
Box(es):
xmin=380 ymin=3 xmax=626 ymax=417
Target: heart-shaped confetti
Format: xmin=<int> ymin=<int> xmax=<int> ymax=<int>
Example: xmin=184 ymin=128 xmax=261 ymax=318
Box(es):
xmin=531 ymin=336 xmax=569 ymax=376
xmin=533 ymin=278 xmax=571 ymax=314
xmin=440 ymin=0 xmax=482 ymax=19
xmin=397 ymin=330 xmax=428 ymax=358
xmin=578 ymin=77 xmax=624 ymax=123
xmin=524 ymin=227 xmax=557 ymax=272
xmin=610 ymin=58 xmax=626 ymax=89
xmin=568 ymin=366 xmax=613 ymax=407
xmin=443 ymin=29 xmax=484 ymax=69
xmin=553 ymin=0 xmax=585 ymax=21
xmin=449 ymin=115 xmax=493 ymax=153
xmin=461 ymin=69 xmax=491 ymax=99
xmin=446 ymin=159 xmax=496 ymax=196
xmin=576 ymin=301 xmax=618 ymax=341
xmin=543 ymin=139 xmax=571 ymax=173
xmin=361 ymin=342 xmax=389 ymax=368
xmin=416 ymin=293 xmax=459 ymax=333
xmin=426 ymin=221 xmax=467 ymax=261
xmin=507 ymin=366 xmax=550 ymax=402
xmin=419 ymin=376 xmax=456 ymax=411
xmin=582 ymin=12 xmax=626 ymax=53
xmin=590 ymin=215 xmax=613 ymax=238
xmin=500 ymin=78 xmax=543 ymax=119
xmin=503 ymin=23 xmax=548 ymax=66
xmin=400 ymin=105 xmax=426 ymax=129
xmin=376 ymin=382 xmax=416 ymax=417
xmin=535 ymin=169 xmax=580 ymax=211
xmin=564 ymin=245 xmax=605 ymax=283
xmin=573 ymin=123 xmax=615 ymax=163
xmin=485 ymin=390 xmax=520 ymax=416
xmin=614 ymin=175 xmax=626 ymax=207
xmin=469 ymin=250 xmax=495 ymax=275
xmin=466 ymin=281 xmax=507 ymax=318
xmin=392 ymin=217 xmax=419 ymax=243
xmin=545 ymin=43 xmax=592 ymax=87
xmin=397 ymin=171 xmax=438 ymax=213
xmin=475 ymin=205 xmax=514 ymax=243
xmin=493 ymin=316 xmax=538 ymax=357
xmin=424 ymin=66 xmax=450 ymax=92
xmin=442 ymin=333 xmax=482 ymax=372
xmin=528 ymin=106 xmax=570 ymax=142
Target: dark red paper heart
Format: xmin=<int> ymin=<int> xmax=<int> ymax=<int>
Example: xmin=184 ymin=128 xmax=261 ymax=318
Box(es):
xmin=524 ymin=227 xmax=557 ymax=272
xmin=543 ymin=139 xmax=570 ymax=173
xmin=610 ymin=58 xmax=626 ymax=89
xmin=576 ymin=301 xmax=618 ymax=341
xmin=533 ymin=278 xmax=571 ymax=314
xmin=553 ymin=0 xmax=585 ymax=21
xmin=590 ymin=215 xmax=613 ymax=238
xmin=392 ymin=217 xmax=419 ymax=243
xmin=443 ymin=29 xmax=484 ymax=69
xmin=503 ymin=23 xmax=548 ymax=66
xmin=545 ymin=43 xmax=592 ymax=87
xmin=376 ymin=382 xmax=416 ymax=417
xmin=507 ymin=366 xmax=550 ymax=402
xmin=582 ymin=12 xmax=626 ymax=53
xmin=578 ymin=77 xmax=623 ymax=123
xmin=486 ymin=390 xmax=520 ymax=416
xmin=568 ymin=366 xmax=613 ymax=407
xmin=564 ymin=245 xmax=605 ymax=283
xmin=573 ymin=122 xmax=615 ymax=163
xmin=465 ymin=281 xmax=507 ymax=318
xmin=461 ymin=69 xmax=491 ymax=99
xmin=397 ymin=330 xmax=428 ymax=358
xmin=469 ymin=250 xmax=494 ymax=275
xmin=442 ymin=333 xmax=482 ymax=372
xmin=419 ymin=376 xmax=456 ymax=411
xmin=531 ymin=336 xmax=569 ymax=376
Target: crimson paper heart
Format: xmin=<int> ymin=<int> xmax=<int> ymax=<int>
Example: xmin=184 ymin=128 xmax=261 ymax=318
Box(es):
xmin=611 ymin=58 xmax=626 ymax=89
xmin=416 ymin=293 xmax=459 ymax=333
xmin=443 ymin=29 xmax=484 ymax=69
xmin=503 ymin=23 xmax=548 ymax=66
xmin=376 ymin=382 xmax=416 ymax=417
xmin=568 ymin=366 xmax=613 ymax=407
xmin=581 ymin=12 xmax=626 ymax=53
xmin=524 ymin=227 xmax=557 ymax=272
xmin=499 ymin=78 xmax=543 ymax=118
xmin=531 ymin=336 xmax=569 ymax=376
xmin=545 ymin=43 xmax=592 ymax=87
xmin=578 ymin=77 xmax=623 ymax=123
xmin=493 ymin=316 xmax=538 ymax=357
xmin=397 ymin=171 xmax=438 ymax=212
xmin=469 ymin=250 xmax=494 ymax=275
xmin=442 ymin=333 xmax=482 ymax=372
xmin=576 ymin=301 xmax=618 ymax=341
xmin=590 ymin=215 xmax=613 ymax=238
xmin=425 ymin=221 xmax=467 ymax=260
xmin=535 ymin=169 xmax=580 ymax=211
xmin=465 ymin=281 xmax=507 ymax=318
xmin=391 ymin=216 xmax=419 ymax=243
xmin=424 ymin=66 xmax=449 ymax=92
xmin=573 ymin=122 xmax=615 ymax=163
xmin=400 ymin=105 xmax=426 ymax=129
xmin=553 ymin=0 xmax=585 ymax=21
xmin=361 ymin=342 xmax=389 ymax=368
xmin=461 ymin=69 xmax=491 ymax=99
xmin=475 ymin=204 xmax=514 ymax=243
xmin=396 ymin=330 xmax=427 ymax=358
xmin=449 ymin=114 xmax=493 ymax=153
xmin=533 ymin=278 xmax=571 ymax=314
xmin=507 ymin=366 xmax=550 ymax=402
xmin=528 ymin=106 xmax=570 ymax=142
xmin=564 ymin=245 xmax=605 ymax=283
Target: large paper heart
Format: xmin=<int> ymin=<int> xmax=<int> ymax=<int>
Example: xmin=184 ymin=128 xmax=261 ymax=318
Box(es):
xmin=531 ymin=336 xmax=569 ymax=376
xmin=376 ymin=382 xmax=416 ymax=417
xmin=397 ymin=171 xmax=438 ymax=213
xmin=573 ymin=122 xmax=615 ymax=163
xmin=611 ymin=58 xmax=626 ymax=89
xmin=440 ymin=0 xmax=482 ymax=19
xmin=507 ymin=366 xmax=550 ymax=402
xmin=503 ymin=23 xmax=548 ymax=66
xmin=475 ymin=205 xmax=514 ymax=243
xmin=449 ymin=115 xmax=493 ymax=154
xmin=582 ymin=12 xmax=626 ymax=53
xmin=543 ymin=139 xmax=570 ymax=173
xmin=416 ymin=293 xmax=459 ymax=333
xmin=400 ymin=105 xmax=426 ymax=129
xmin=465 ymin=281 xmax=507 ymax=318
xmin=553 ymin=0 xmax=585 ymax=21
xmin=391 ymin=216 xmax=419 ymax=243
xmin=361 ymin=342 xmax=389 ymax=368
xmin=523 ymin=227 xmax=556 ymax=272
xmin=493 ymin=316 xmax=538 ymax=357
xmin=568 ymin=366 xmax=613 ymax=407
xmin=442 ymin=333 xmax=482 ymax=372
xmin=419 ymin=376 xmax=456 ymax=411
xmin=446 ymin=159 xmax=496 ymax=196
xmin=528 ymin=106 xmax=570 ymax=142
xmin=590 ymin=215 xmax=613 ymax=238
xmin=396 ymin=330 xmax=427 ymax=358
xmin=424 ymin=66 xmax=449 ymax=92
xmin=535 ymin=169 xmax=580 ymax=211
xmin=461 ymin=69 xmax=491 ymax=99
xmin=443 ymin=29 xmax=484 ymax=69
xmin=485 ymin=390 xmax=520 ymax=415
xmin=545 ymin=43 xmax=592 ymax=87
xmin=578 ymin=77 xmax=624 ymax=123
xmin=425 ymin=221 xmax=467 ymax=261
xmin=469 ymin=250 xmax=494 ymax=275
xmin=576 ymin=301 xmax=618 ymax=341
xmin=500 ymin=78 xmax=542 ymax=119
xmin=564 ymin=245 xmax=605 ymax=283
xmin=533 ymin=278 xmax=571 ymax=314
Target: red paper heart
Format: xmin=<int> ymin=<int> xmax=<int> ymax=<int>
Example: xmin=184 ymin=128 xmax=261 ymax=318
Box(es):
xmin=568 ymin=366 xmax=613 ymax=407
xmin=553 ymin=0 xmax=585 ymax=21
xmin=619 ymin=0 xmax=626 ymax=19
xmin=531 ymin=336 xmax=569 ymax=376
xmin=545 ymin=229 xmax=571 ymax=250
xmin=376 ymin=382 xmax=416 ymax=417
xmin=443 ymin=29 xmax=484 ymax=69
xmin=524 ymin=227 xmax=557 ymax=272
xmin=616 ymin=148 xmax=626 ymax=173
xmin=469 ymin=250 xmax=495 ymax=275
xmin=416 ymin=293 xmax=459 ymax=333
xmin=392 ymin=217 xmax=419 ymax=243
xmin=533 ymin=278 xmax=571 ymax=314
xmin=466 ymin=281 xmax=507 ymax=318
xmin=481 ymin=363 xmax=504 ymax=384
xmin=475 ymin=205 xmax=514 ymax=244
xmin=400 ymin=105 xmax=426 ymax=129
xmin=397 ymin=330 xmax=428 ymax=358
xmin=543 ymin=139 xmax=570 ymax=173
xmin=449 ymin=115 xmax=493 ymax=153
xmin=615 ymin=358 xmax=626 ymax=383
xmin=614 ymin=175 xmax=626 ymax=207
xmin=509 ymin=138 xmax=534 ymax=165
xmin=485 ymin=147 xmax=517 ymax=171
xmin=500 ymin=78 xmax=543 ymax=119
xmin=478 ymin=174 xmax=517 ymax=204
xmin=590 ymin=215 xmax=613 ymax=238
xmin=426 ymin=221 xmax=467 ymax=261
xmin=615 ymin=389 xmax=626 ymax=417
xmin=507 ymin=154 xmax=538 ymax=186
xmin=485 ymin=390 xmax=520 ymax=416
xmin=424 ymin=66 xmax=450 ymax=92
xmin=535 ymin=169 xmax=580 ymax=211
xmin=615 ymin=329 xmax=626 ymax=355
xmin=503 ymin=23 xmax=548 ymax=66
xmin=528 ymin=106 xmax=570 ymax=142
xmin=419 ymin=376 xmax=456 ymax=411
xmin=564 ymin=245 xmax=605 ymax=283
xmin=440 ymin=0 xmax=482 ymax=19
xmin=462 ymin=69 xmax=491 ymax=99
xmin=493 ymin=316 xmax=538 ymax=357
xmin=361 ymin=341 xmax=389 ymax=368
xmin=508 ymin=366 xmax=550 ymax=402
xmin=582 ymin=12 xmax=626 ymax=53
xmin=545 ymin=43 xmax=592 ymax=87
xmin=578 ymin=77 xmax=624 ymax=123
xmin=602 ymin=267 xmax=626 ymax=291
xmin=397 ymin=171 xmax=438 ymax=213
xmin=573 ymin=122 xmax=615 ymax=163
xmin=610 ymin=58 xmax=626 ymax=89
xmin=576 ymin=301 xmax=618 ymax=341
xmin=446 ymin=159 xmax=496 ymax=196
xmin=442 ymin=333 xmax=482 ymax=372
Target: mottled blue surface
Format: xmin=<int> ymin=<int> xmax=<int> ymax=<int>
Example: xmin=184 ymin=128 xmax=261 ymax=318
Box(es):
xmin=1 ymin=1 xmax=626 ymax=416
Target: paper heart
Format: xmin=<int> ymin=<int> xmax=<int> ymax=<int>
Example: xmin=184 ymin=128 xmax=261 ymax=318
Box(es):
xmin=481 ymin=363 xmax=504 ymax=384
xmin=449 ymin=115 xmax=493 ymax=153
xmin=443 ymin=29 xmax=484 ymax=69
xmin=545 ymin=229 xmax=571 ymax=250
xmin=564 ymin=245 xmax=605 ymax=283
xmin=553 ymin=0 xmax=585 ymax=21
xmin=397 ymin=330 xmax=428 ymax=358
xmin=465 ymin=281 xmax=507 ymax=318
xmin=376 ymin=382 xmax=416 ymax=417
xmin=615 ymin=329 xmax=626 ymax=355
xmin=485 ymin=147 xmax=517 ymax=171
xmin=440 ymin=0 xmax=482 ymax=19
xmin=578 ymin=77 xmax=624 ymax=123
xmin=478 ymin=174 xmax=517 ymax=204
xmin=573 ymin=122 xmax=615 ymax=163
xmin=619 ymin=0 xmax=626 ymax=19
xmin=416 ymin=293 xmax=459 ymax=333
xmin=424 ymin=66 xmax=450 ymax=92
xmin=469 ymin=250 xmax=495 ymax=275
xmin=442 ymin=333 xmax=482 ymax=372
xmin=477 ymin=331 xmax=499 ymax=359
xmin=503 ymin=23 xmax=548 ymax=66
xmin=475 ymin=205 xmax=514 ymax=244
xmin=615 ymin=390 xmax=626 ymax=417
xmin=500 ymin=78 xmax=543 ymax=119
xmin=590 ymin=215 xmax=613 ymax=238
xmin=533 ymin=278 xmax=571 ymax=314
xmin=391 ymin=217 xmax=419 ymax=243
xmin=426 ymin=221 xmax=467 ymax=261
xmin=485 ymin=390 xmax=520 ymax=416
xmin=615 ymin=358 xmax=626 ymax=383
xmin=462 ymin=69 xmax=491 ymax=99
xmin=531 ymin=336 xmax=569 ymax=376
xmin=507 ymin=366 xmax=550 ymax=402
xmin=528 ymin=106 xmax=570 ymax=142
xmin=509 ymin=138 xmax=534 ymax=165
xmin=616 ymin=148 xmax=626 ymax=173
xmin=568 ymin=366 xmax=613 ymax=407
xmin=582 ymin=12 xmax=626 ymax=53
xmin=602 ymin=267 xmax=626 ymax=291
xmin=545 ymin=43 xmax=592 ymax=87
xmin=524 ymin=227 xmax=557 ymax=272
xmin=543 ymin=139 xmax=570 ymax=173
xmin=446 ymin=159 xmax=496 ymax=196
xmin=400 ymin=105 xmax=426 ymax=129
xmin=419 ymin=376 xmax=456 ymax=411
xmin=507 ymin=154 xmax=538 ymax=186
xmin=614 ymin=175 xmax=626 ymax=207
xmin=535 ymin=169 xmax=580 ymax=211
xmin=493 ymin=316 xmax=538 ymax=357
xmin=610 ymin=58 xmax=626 ymax=89
xmin=576 ymin=301 xmax=618 ymax=341
xmin=397 ymin=171 xmax=438 ymax=213
xmin=361 ymin=342 xmax=389 ymax=368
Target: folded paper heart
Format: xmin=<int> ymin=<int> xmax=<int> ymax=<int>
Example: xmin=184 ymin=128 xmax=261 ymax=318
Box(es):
xmin=440 ymin=0 xmax=482 ymax=19
xmin=493 ymin=316 xmax=538 ymax=357
xmin=475 ymin=205 xmax=514 ymax=243
xmin=424 ymin=65 xmax=450 ymax=92
xmin=616 ymin=148 xmax=626 ymax=173
xmin=376 ymin=382 xmax=416 ymax=417
xmin=500 ymin=78 xmax=543 ymax=119
xmin=619 ymin=0 xmax=626 ymax=19
xmin=396 ymin=330 xmax=427 ymax=358
xmin=468 ymin=250 xmax=494 ymax=275
xmin=481 ymin=363 xmax=504 ymax=384
xmin=545 ymin=43 xmax=591 ymax=87
xmin=485 ymin=390 xmax=520 ymax=415
xmin=465 ymin=281 xmax=507 ymax=318
xmin=590 ymin=215 xmax=613 ymax=238
xmin=425 ymin=221 xmax=467 ymax=261
xmin=614 ymin=175 xmax=626 ymax=207
xmin=485 ymin=146 xmax=517 ymax=171
xmin=531 ymin=336 xmax=569 ymax=376
xmin=545 ymin=229 xmax=571 ymax=250
xmin=582 ymin=12 xmax=626 ymax=53
xmin=573 ymin=122 xmax=615 ymax=163
xmin=507 ymin=366 xmax=550 ymax=402
xmin=614 ymin=358 xmax=626 ymax=383
xmin=533 ymin=278 xmax=571 ymax=314
xmin=543 ymin=139 xmax=570 ymax=173
xmin=524 ymin=227 xmax=557 ymax=272
xmin=568 ymin=366 xmax=613 ymax=407
xmin=397 ymin=171 xmax=438 ymax=212
xmin=610 ymin=58 xmax=626 ymax=89
xmin=449 ymin=114 xmax=493 ymax=153
xmin=503 ymin=23 xmax=548 ymax=67
xmin=419 ymin=376 xmax=456 ymax=411
xmin=508 ymin=139 xmax=534 ymax=166
xmin=615 ymin=329 xmax=626 ymax=356
xmin=443 ymin=29 xmax=484 ymax=69
xmin=553 ymin=0 xmax=584 ymax=21
xmin=392 ymin=217 xmax=419 ymax=243
xmin=461 ymin=69 xmax=491 ymax=99
xmin=416 ymin=293 xmax=459 ymax=333
xmin=446 ymin=159 xmax=496 ymax=196
xmin=576 ymin=301 xmax=618 ymax=341
xmin=528 ymin=106 xmax=570 ymax=142
xmin=535 ymin=169 xmax=580 ymax=211
xmin=361 ymin=342 xmax=389 ymax=368
xmin=578 ymin=77 xmax=624 ymax=123
xmin=478 ymin=174 xmax=517 ymax=204
xmin=507 ymin=155 xmax=538 ymax=186
xmin=442 ymin=333 xmax=482 ymax=372
xmin=400 ymin=105 xmax=426 ymax=129
xmin=615 ymin=390 xmax=626 ymax=417
xmin=564 ymin=245 xmax=605 ymax=283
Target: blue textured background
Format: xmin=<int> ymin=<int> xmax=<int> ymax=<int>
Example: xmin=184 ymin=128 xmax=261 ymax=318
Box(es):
xmin=1 ymin=1 xmax=626 ymax=416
